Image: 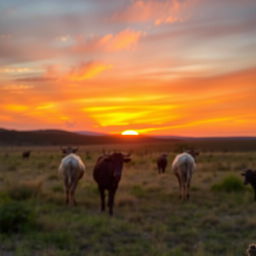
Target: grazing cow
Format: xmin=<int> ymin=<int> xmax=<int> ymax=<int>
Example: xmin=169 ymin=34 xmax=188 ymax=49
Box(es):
xmin=172 ymin=150 xmax=199 ymax=200
xmin=157 ymin=153 xmax=168 ymax=174
xmin=93 ymin=152 xmax=131 ymax=216
xmin=58 ymin=147 xmax=85 ymax=206
xmin=241 ymin=169 xmax=256 ymax=201
xmin=22 ymin=150 xmax=31 ymax=159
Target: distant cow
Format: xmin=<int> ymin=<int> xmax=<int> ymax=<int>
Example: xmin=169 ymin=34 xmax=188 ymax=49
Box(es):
xmin=172 ymin=150 xmax=199 ymax=200
xmin=242 ymin=169 xmax=256 ymax=201
xmin=157 ymin=153 xmax=168 ymax=174
xmin=93 ymin=152 xmax=131 ymax=215
xmin=58 ymin=147 xmax=85 ymax=206
xmin=22 ymin=151 xmax=31 ymax=159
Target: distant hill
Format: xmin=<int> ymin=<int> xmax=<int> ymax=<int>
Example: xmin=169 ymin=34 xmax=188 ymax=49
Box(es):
xmin=0 ymin=128 xmax=255 ymax=151
xmin=0 ymin=128 xmax=167 ymax=146
xmin=75 ymin=130 xmax=107 ymax=136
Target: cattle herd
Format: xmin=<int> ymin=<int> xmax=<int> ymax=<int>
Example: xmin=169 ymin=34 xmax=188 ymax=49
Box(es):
xmin=18 ymin=147 xmax=256 ymax=216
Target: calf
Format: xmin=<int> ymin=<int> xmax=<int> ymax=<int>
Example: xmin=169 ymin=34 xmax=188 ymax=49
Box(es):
xmin=93 ymin=152 xmax=131 ymax=215
xmin=22 ymin=150 xmax=31 ymax=159
xmin=172 ymin=150 xmax=198 ymax=200
xmin=58 ymin=147 xmax=85 ymax=206
xmin=157 ymin=153 xmax=168 ymax=174
xmin=241 ymin=169 xmax=256 ymax=201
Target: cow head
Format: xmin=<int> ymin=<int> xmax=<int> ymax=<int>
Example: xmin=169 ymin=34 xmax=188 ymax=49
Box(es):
xmin=109 ymin=152 xmax=131 ymax=179
xmin=187 ymin=149 xmax=200 ymax=159
xmin=61 ymin=146 xmax=79 ymax=155
xmin=241 ymin=169 xmax=256 ymax=185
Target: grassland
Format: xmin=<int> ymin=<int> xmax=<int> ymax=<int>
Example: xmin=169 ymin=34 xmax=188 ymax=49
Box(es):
xmin=0 ymin=144 xmax=255 ymax=256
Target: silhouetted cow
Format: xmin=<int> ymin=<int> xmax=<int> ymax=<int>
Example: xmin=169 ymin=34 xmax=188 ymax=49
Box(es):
xmin=157 ymin=153 xmax=168 ymax=174
xmin=93 ymin=152 xmax=131 ymax=215
xmin=242 ymin=169 xmax=256 ymax=201
xmin=22 ymin=151 xmax=31 ymax=159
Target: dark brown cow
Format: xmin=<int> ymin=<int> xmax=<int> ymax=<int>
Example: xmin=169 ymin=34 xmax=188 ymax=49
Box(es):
xmin=93 ymin=152 xmax=131 ymax=216
xmin=157 ymin=153 xmax=168 ymax=174
xmin=22 ymin=150 xmax=31 ymax=159
xmin=242 ymin=169 xmax=256 ymax=201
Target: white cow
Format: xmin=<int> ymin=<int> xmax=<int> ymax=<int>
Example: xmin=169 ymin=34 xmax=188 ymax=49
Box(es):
xmin=58 ymin=147 xmax=85 ymax=205
xmin=172 ymin=151 xmax=198 ymax=200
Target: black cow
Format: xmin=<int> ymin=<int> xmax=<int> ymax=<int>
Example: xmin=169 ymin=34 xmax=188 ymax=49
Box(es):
xmin=242 ymin=169 xmax=256 ymax=201
xmin=157 ymin=153 xmax=168 ymax=174
xmin=93 ymin=152 xmax=131 ymax=216
xmin=22 ymin=151 xmax=31 ymax=159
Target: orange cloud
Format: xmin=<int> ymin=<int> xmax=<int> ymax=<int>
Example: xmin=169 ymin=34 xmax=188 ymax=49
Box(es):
xmin=68 ymin=62 xmax=112 ymax=81
xmin=74 ymin=29 xmax=144 ymax=53
xmin=113 ymin=0 xmax=195 ymax=25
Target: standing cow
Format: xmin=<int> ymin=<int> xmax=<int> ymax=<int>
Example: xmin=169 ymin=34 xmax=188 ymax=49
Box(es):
xmin=93 ymin=152 xmax=131 ymax=216
xmin=241 ymin=169 xmax=256 ymax=201
xmin=157 ymin=153 xmax=168 ymax=174
xmin=58 ymin=147 xmax=85 ymax=206
xmin=172 ymin=150 xmax=199 ymax=200
xmin=22 ymin=150 xmax=31 ymax=159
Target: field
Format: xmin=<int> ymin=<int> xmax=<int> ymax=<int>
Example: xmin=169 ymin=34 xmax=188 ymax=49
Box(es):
xmin=0 ymin=143 xmax=256 ymax=256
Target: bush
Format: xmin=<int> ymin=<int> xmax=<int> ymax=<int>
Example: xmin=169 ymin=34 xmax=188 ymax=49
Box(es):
xmin=7 ymin=183 xmax=41 ymax=201
xmin=0 ymin=201 xmax=35 ymax=233
xmin=211 ymin=175 xmax=245 ymax=192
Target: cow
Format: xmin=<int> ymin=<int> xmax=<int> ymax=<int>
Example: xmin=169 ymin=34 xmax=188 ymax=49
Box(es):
xmin=58 ymin=147 xmax=85 ymax=206
xmin=241 ymin=169 xmax=256 ymax=201
xmin=93 ymin=152 xmax=131 ymax=216
xmin=172 ymin=150 xmax=199 ymax=200
xmin=22 ymin=150 xmax=31 ymax=159
xmin=157 ymin=153 xmax=168 ymax=174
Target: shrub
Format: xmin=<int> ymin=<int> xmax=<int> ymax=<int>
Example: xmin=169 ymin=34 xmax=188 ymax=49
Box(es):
xmin=0 ymin=201 xmax=35 ymax=233
xmin=7 ymin=183 xmax=41 ymax=200
xmin=211 ymin=175 xmax=245 ymax=192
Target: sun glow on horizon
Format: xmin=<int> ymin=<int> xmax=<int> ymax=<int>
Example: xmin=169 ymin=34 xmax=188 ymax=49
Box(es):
xmin=121 ymin=130 xmax=139 ymax=136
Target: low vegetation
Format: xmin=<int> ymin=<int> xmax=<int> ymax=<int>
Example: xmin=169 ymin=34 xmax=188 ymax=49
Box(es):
xmin=0 ymin=145 xmax=255 ymax=255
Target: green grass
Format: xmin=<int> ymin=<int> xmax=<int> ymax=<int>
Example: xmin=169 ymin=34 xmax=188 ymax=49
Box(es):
xmin=0 ymin=146 xmax=255 ymax=255
xmin=211 ymin=175 xmax=245 ymax=192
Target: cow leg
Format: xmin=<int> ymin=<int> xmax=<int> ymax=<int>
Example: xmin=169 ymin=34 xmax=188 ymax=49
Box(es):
xmin=108 ymin=189 xmax=116 ymax=216
xmin=64 ymin=177 xmax=70 ymax=205
xmin=175 ymin=174 xmax=182 ymax=199
xmin=70 ymin=179 xmax=79 ymax=206
xmin=99 ymin=187 xmax=106 ymax=212
xmin=186 ymin=179 xmax=191 ymax=200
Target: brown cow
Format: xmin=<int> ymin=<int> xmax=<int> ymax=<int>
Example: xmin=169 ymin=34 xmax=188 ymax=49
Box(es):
xmin=93 ymin=152 xmax=131 ymax=215
xmin=22 ymin=150 xmax=31 ymax=159
xmin=157 ymin=153 xmax=168 ymax=174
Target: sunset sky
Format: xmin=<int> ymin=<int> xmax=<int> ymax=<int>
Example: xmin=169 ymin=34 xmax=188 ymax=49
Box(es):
xmin=1 ymin=0 xmax=256 ymax=136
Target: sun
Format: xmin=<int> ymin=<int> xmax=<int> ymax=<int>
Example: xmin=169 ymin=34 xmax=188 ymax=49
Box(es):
xmin=121 ymin=130 xmax=139 ymax=136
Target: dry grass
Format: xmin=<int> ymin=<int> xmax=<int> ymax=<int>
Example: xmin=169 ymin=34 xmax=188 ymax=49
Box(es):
xmin=0 ymin=145 xmax=255 ymax=255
